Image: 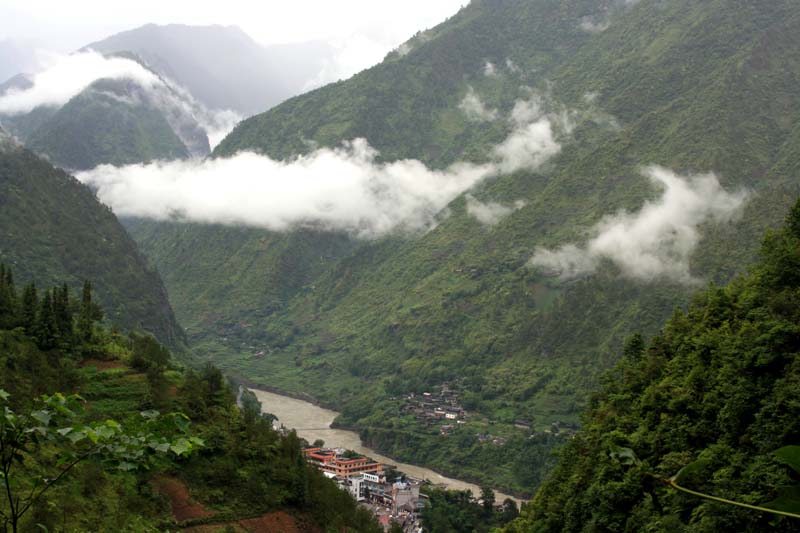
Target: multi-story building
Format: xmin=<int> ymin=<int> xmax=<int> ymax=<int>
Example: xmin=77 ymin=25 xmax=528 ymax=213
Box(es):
xmin=303 ymin=448 xmax=384 ymax=478
xmin=391 ymin=480 xmax=421 ymax=513
xmin=362 ymin=472 xmax=391 ymax=504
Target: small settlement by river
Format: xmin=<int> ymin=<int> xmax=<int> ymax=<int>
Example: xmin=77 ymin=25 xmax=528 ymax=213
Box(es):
xmin=250 ymin=388 xmax=522 ymax=532
xmin=304 ymin=446 xmax=425 ymax=531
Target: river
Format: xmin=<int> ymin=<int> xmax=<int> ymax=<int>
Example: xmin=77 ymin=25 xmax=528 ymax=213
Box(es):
xmin=250 ymin=388 xmax=523 ymax=506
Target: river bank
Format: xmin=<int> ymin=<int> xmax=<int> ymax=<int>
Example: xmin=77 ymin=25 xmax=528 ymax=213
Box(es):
xmin=250 ymin=387 xmax=524 ymax=506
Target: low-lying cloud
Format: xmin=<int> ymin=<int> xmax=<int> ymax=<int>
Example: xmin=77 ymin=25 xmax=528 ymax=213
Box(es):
xmin=465 ymin=195 xmax=525 ymax=226
xmin=77 ymin=98 xmax=561 ymax=237
xmin=0 ymin=51 xmax=161 ymax=114
xmin=458 ymin=87 xmax=498 ymax=122
xmin=529 ymin=167 xmax=749 ymax=283
xmin=579 ymin=18 xmax=610 ymax=33
xmin=494 ymin=120 xmax=560 ymax=174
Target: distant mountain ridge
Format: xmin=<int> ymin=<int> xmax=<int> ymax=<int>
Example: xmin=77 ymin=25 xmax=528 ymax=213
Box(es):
xmin=85 ymin=23 xmax=337 ymax=116
xmin=0 ymin=51 xmax=212 ymax=171
xmin=0 ymin=24 xmax=342 ymax=170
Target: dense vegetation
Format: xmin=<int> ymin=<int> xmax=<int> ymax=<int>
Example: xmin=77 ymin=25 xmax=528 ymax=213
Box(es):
xmin=0 ymin=263 xmax=381 ymax=531
xmin=421 ymin=487 xmax=519 ymax=532
xmin=25 ymin=78 xmax=191 ymax=171
xmin=502 ymin=203 xmax=800 ymax=531
xmin=128 ymin=0 xmax=800 ymax=494
xmin=0 ymin=136 xmax=182 ymax=346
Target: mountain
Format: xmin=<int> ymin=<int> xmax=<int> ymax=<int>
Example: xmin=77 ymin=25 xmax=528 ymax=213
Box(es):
xmin=502 ymin=202 xmax=800 ymax=532
xmin=0 ymin=53 xmax=212 ymax=171
xmin=0 ymin=129 xmax=182 ymax=345
xmin=24 ymin=77 xmax=196 ymax=170
xmin=86 ymin=24 xmax=336 ymax=116
xmin=126 ymin=0 xmax=800 ymax=494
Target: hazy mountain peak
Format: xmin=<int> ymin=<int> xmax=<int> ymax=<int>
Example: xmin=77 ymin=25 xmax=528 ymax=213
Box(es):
xmin=85 ymin=23 xmax=336 ymax=116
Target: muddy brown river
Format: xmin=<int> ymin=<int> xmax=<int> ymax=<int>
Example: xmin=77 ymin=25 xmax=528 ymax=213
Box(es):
xmin=251 ymin=388 xmax=523 ymax=505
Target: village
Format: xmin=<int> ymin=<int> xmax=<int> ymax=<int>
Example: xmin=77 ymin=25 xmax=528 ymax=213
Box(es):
xmin=399 ymin=382 xmax=467 ymax=436
xmin=303 ymin=446 xmax=426 ymax=532
xmin=258 ymin=382 xmax=572 ymax=531
xmin=398 ymin=382 xmax=576 ymax=441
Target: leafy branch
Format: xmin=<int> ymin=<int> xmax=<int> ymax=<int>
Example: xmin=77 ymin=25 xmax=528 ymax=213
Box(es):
xmin=610 ymin=445 xmax=800 ymax=520
xmin=0 ymin=389 xmax=203 ymax=532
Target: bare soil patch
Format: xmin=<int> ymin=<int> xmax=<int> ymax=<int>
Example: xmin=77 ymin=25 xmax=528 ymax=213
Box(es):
xmin=80 ymin=358 xmax=128 ymax=370
xmin=182 ymin=511 xmax=320 ymax=533
xmin=152 ymin=475 xmax=215 ymax=522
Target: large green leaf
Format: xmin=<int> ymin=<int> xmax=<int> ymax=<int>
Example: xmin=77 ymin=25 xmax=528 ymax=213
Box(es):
xmin=763 ymin=486 xmax=800 ymax=514
xmin=774 ymin=446 xmax=800 ymax=474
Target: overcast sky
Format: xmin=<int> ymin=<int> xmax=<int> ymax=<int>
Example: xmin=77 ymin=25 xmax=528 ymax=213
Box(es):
xmin=0 ymin=0 xmax=467 ymax=51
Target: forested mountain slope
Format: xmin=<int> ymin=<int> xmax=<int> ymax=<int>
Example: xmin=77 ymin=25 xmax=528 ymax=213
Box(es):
xmin=25 ymin=77 xmax=196 ymax=170
xmin=129 ymin=0 xmax=800 ymax=493
xmin=0 ymin=132 xmax=182 ymax=345
xmin=0 ymin=56 xmax=211 ymax=171
xmin=502 ymin=202 xmax=800 ymax=532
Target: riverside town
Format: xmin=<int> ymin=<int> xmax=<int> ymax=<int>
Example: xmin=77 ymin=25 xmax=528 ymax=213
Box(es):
xmin=303 ymin=446 xmax=425 ymax=531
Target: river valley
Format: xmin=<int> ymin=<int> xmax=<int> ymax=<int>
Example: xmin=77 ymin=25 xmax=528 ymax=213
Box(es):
xmin=250 ymin=388 xmax=523 ymax=506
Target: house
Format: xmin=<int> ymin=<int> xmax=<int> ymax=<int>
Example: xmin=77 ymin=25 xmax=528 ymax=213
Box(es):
xmin=514 ymin=419 xmax=532 ymax=430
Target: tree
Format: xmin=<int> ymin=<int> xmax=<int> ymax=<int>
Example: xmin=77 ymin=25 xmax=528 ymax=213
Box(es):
xmin=0 ymin=265 xmax=16 ymax=329
xmin=33 ymin=290 xmax=56 ymax=350
xmin=20 ymin=284 xmax=37 ymax=334
xmin=787 ymin=197 xmax=800 ymax=239
xmin=77 ymin=281 xmax=102 ymax=343
xmin=481 ymin=485 xmax=496 ymax=514
xmin=0 ymin=390 xmax=202 ymax=532
xmin=501 ymin=498 xmax=519 ymax=521
xmin=622 ymin=333 xmax=645 ymax=361
xmin=52 ymin=284 xmax=73 ymax=347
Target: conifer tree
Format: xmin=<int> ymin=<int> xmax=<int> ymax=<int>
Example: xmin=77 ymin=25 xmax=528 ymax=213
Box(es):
xmin=34 ymin=291 xmax=57 ymax=350
xmin=20 ymin=283 xmax=38 ymax=334
xmin=0 ymin=265 xmax=16 ymax=329
xmin=52 ymin=284 xmax=73 ymax=347
xmin=77 ymin=281 xmax=101 ymax=343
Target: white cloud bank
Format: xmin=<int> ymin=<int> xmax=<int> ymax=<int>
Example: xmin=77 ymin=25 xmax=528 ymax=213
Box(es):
xmin=77 ymin=97 xmax=561 ymax=237
xmin=0 ymin=50 xmax=161 ymax=114
xmin=529 ymin=167 xmax=749 ymax=283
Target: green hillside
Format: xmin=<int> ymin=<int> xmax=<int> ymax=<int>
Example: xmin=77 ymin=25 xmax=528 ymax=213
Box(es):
xmin=129 ymin=0 xmax=800 ymax=494
xmin=502 ymin=202 xmax=800 ymax=532
xmin=26 ymin=77 xmax=192 ymax=171
xmin=0 ymin=264 xmax=381 ymax=532
xmin=0 ymin=133 xmax=183 ymax=346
